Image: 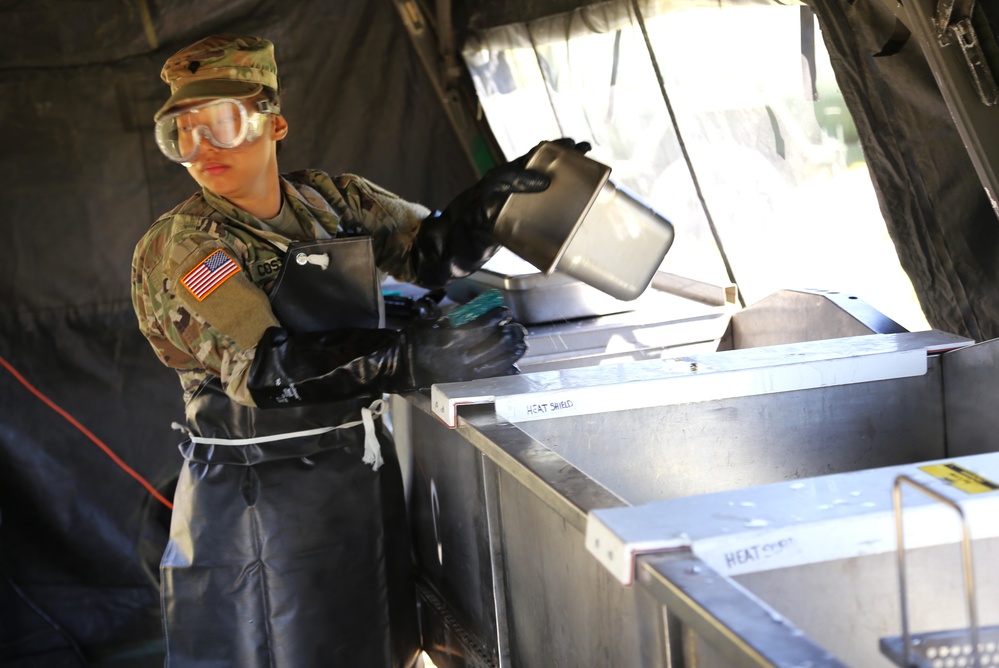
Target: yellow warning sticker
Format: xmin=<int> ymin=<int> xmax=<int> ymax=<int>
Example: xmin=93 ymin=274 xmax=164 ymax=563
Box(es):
xmin=919 ymin=463 xmax=999 ymax=495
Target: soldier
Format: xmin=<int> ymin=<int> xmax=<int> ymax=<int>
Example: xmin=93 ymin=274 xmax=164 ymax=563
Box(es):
xmin=131 ymin=33 xmax=588 ymax=667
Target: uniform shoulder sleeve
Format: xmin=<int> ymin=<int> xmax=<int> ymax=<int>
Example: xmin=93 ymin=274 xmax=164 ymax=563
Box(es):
xmin=131 ymin=215 xmax=278 ymax=404
xmin=332 ymin=173 xmax=432 ymax=282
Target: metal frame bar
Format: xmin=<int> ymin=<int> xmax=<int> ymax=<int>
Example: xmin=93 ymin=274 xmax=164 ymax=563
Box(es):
xmin=636 ymin=552 xmax=847 ymax=668
xmin=390 ymin=0 xmax=497 ymax=176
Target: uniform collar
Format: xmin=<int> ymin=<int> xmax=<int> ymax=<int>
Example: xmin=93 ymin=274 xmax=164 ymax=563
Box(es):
xmin=201 ymin=177 xmax=340 ymax=238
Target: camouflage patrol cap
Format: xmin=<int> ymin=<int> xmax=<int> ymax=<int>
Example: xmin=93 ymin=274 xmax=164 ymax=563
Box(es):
xmin=154 ymin=34 xmax=278 ymax=121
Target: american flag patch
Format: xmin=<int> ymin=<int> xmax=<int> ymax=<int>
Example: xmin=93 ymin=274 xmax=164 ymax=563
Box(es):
xmin=181 ymin=249 xmax=240 ymax=301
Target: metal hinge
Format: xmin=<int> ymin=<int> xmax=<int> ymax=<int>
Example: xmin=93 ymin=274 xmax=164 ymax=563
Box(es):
xmin=935 ymin=0 xmax=999 ymax=105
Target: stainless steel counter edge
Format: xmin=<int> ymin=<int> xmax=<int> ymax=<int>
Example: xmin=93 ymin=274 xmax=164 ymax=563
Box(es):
xmin=430 ymin=330 xmax=973 ymax=427
xmin=636 ymin=552 xmax=848 ymax=668
xmin=405 ymin=391 xmax=627 ymax=533
xmin=400 ymin=391 xmax=852 ymax=667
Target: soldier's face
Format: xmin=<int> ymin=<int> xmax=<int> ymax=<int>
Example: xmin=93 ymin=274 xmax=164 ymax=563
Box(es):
xmin=184 ymin=100 xmax=288 ymax=205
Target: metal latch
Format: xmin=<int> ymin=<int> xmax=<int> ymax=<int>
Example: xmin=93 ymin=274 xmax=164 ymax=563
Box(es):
xmin=935 ymin=0 xmax=999 ymax=105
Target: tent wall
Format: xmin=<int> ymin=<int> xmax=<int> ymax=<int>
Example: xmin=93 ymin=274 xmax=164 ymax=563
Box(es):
xmin=808 ymin=0 xmax=999 ymax=341
xmin=454 ymin=0 xmax=999 ymax=339
xmin=0 ymin=0 xmax=477 ymax=660
xmin=5 ymin=0 xmax=999 ymax=662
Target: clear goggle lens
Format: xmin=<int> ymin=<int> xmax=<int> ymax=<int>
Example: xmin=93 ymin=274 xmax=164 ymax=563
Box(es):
xmin=154 ymin=98 xmax=278 ymax=164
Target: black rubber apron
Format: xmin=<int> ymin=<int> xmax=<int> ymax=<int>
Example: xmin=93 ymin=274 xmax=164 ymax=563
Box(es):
xmin=161 ymin=235 xmax=419 ymax=668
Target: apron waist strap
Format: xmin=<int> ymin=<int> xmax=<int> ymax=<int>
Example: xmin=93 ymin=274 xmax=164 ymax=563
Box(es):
xmin=174 ymin=399 xmax=388 ymax=469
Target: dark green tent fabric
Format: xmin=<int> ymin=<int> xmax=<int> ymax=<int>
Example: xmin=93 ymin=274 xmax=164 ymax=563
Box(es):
xmin=5 ymin=0 xmax=999 ymax=662
xmin=0 ymin=0 xmax=476 ymax=661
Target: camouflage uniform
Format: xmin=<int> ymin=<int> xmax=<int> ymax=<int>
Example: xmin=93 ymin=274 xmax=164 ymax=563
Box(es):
xmin=133 ymin=34 xmax=473 ymax=668
xmin=131 ymin=169 xmax=430 ymax=409
xmin=132 ymin=168 xmax=429 ymax=668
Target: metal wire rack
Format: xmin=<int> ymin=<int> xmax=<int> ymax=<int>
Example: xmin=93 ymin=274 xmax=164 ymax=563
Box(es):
xmin=879 ymin=474 xmax=999 ymax=668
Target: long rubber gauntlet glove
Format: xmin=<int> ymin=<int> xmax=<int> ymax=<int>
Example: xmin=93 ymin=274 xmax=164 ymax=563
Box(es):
xmin=247 ymin=307 xmax=527 ymax=409
xmin=411 ymin=138 xmax=593 ymax=288
xmin=247 ymin=327 xmax=407 ymax=408
xmin=411 ymin=165 xmax=549 ymax=288
xmin=406 ymin=306 xmax=528 ymax=386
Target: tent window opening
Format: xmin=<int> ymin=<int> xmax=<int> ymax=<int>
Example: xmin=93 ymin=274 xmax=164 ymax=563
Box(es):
xmin=462 ymin=2 xmax=929 ymax=332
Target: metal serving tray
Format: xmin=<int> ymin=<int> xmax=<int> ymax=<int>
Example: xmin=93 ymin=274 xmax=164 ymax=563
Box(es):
xmin=492 ymin=141 xmax=610 ymax=277
xmin=446 ymin=250 xmax=635 ymax=325
xmin=493 ymin=141 xmax=674 ymax=301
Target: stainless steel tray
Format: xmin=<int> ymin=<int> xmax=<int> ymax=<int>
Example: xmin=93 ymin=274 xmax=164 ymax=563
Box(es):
xmin=493 ymin=141 xmax=674 ymax=301
xmin=446 ymin=250 xmax=635 ymax=325
xmin=492 ymin=141 xmax=610 ymax=276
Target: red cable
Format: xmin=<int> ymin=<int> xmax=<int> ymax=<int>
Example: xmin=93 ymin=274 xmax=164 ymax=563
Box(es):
xmin=0 ymin=353 xmax=173 ymax=510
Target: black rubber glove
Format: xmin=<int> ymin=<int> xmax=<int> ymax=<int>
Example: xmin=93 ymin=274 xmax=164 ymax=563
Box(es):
xmin=412 ymin=138 xmax=592 ymax=288
xmin=247 ymin=307 xmax=528 ymax=408
xmin=404 ymin=306 xmax=528 ymax=387
xmin=247 ymin=327 xmax=406 ymax=407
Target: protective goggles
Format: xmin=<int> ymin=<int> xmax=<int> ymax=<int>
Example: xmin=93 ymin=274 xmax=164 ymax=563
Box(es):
xmin=154 ymin=98 xmax=281 ymax=164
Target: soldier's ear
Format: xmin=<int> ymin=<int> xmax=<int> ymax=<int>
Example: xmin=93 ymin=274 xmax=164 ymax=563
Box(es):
xmin=272 ymin=115 xmax=288 ymax=141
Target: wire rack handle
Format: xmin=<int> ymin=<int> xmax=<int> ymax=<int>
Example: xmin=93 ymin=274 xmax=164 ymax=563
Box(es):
xmin=893 ymin=474 xmax=981 ymax=668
